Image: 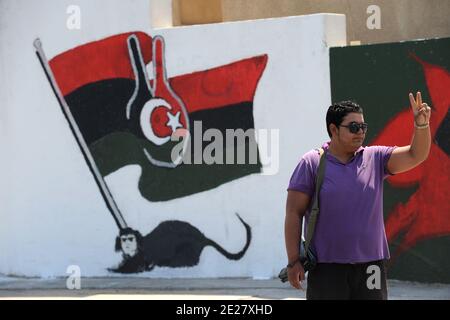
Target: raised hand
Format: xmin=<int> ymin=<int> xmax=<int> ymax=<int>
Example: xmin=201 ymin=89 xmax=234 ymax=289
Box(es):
xmin=409 ymin=91 xmax=431 ymax=127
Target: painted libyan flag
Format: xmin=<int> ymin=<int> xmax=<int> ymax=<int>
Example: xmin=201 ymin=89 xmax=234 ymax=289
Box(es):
xmin=38 ymin=31 xmax=268 ymax=202
xmin=330 ymin=37 xmax=450 ymax=283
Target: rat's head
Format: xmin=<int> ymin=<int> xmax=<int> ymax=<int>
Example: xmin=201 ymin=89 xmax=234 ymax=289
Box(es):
xmin=115 ymin=228 xmax=143 ymax=258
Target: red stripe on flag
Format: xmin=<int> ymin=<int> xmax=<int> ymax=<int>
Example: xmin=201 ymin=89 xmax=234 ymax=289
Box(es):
xmin=49 ymin=32 xmax=153 ymax=96
xmin=169 ymin=55 xmax=268 ymax=113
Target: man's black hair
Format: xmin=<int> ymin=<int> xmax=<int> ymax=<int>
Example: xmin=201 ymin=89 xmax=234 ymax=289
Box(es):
xmin=326 ymin=100 xmax=363 ymax=138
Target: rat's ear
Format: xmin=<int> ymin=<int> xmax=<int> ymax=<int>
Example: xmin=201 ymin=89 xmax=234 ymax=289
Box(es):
xmin=135 ymin=232 xmax=143 ymax=252
xmin=115 ymin=236 xmax=122 ymax=252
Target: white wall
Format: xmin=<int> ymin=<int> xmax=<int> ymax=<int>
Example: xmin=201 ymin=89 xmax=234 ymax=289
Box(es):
xmin=145 ymin=15 xmax=346 ymax=279
xmin=0 ymin=1 xmax=346 ymax=278
xmin=0 ymin=0 xmax=152 ymax=277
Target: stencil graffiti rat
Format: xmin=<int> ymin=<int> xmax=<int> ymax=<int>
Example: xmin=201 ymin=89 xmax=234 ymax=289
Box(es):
xmin=110 ymin=213 xmax=252 ymax=273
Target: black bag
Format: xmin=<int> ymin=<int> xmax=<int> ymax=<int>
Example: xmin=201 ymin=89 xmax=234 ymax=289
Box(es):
xmin=278 ymin=148 xmax=326 ymax=283
xmin=278 ymin=240 xmax=317 ymax=282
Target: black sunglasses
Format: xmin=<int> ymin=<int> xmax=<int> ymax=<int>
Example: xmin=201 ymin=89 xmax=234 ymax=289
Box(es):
xmin=120 ymin=236 xmax=135 ymax=242
xmin=339 ymin=122 xmax=368 ymax=134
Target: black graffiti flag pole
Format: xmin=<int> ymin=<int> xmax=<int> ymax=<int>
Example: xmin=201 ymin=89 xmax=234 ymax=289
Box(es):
xmin=33 ymin=38 xmax=128 ymax=231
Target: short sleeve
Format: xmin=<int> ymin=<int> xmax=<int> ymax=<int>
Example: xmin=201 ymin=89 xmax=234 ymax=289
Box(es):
xmin=378 ymin=146 xmax=397 ymax=179
xmin=287 ymin=156 xmax=315 ymax=196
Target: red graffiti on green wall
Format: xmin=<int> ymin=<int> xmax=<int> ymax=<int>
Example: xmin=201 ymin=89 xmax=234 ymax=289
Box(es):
xmin=371 ymin=55 xmax=450 ymax=260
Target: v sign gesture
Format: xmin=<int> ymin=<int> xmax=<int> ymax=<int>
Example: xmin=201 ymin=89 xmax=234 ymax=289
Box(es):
xmin=386 ymin=91 xmax=432 ymax=175
xmin=409 ymin=91 xmax=431 ymax=127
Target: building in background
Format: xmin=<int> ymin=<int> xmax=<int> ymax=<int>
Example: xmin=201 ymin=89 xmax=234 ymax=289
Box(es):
xmin=169 ymin=0 xmax=450 ymax=45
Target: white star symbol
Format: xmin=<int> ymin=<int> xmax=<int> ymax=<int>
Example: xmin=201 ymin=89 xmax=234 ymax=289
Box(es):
xmin=166 ymin=111 xmax=183 ymax=132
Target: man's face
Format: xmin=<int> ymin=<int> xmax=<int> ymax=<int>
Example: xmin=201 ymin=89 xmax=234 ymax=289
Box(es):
xmin=120 ymin=234 xmax=137 ymax=257
xmin=335 ymin=112 xmax=366 ymax=151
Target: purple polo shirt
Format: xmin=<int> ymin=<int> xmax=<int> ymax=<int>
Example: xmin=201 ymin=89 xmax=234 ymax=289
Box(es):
xmin=287 ymin=141 xmax=397 ymax=263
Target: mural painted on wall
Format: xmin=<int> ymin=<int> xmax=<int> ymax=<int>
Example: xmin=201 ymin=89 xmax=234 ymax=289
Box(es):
xmin=330 ymin=37 xmax=450 ymax=283
xmin=111 ymin=214 xmax=251 ymax=273
xmin=34 ymin=32 xmax=267 ymax=273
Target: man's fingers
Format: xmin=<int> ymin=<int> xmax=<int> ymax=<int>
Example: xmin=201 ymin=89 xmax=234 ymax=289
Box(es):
xmin=291 ymin=279 xmax=301 ymax=290
xmin=417 ymin=91 xmax=422 ymax=107
xmin=421 ymin=103 xmax=432 ymax=119
xmin=420 ymin=108 xmax=430 ymax=118
xmin=289 ymin=269 xmax=305 ymax=290
xmin=419 ymin=104 xmax=430 ymax=114
xmin=409 ymin=92 xmax=416 ymax=109
xmin=298 ymin=271 xmax=305 ymax=291
xmin=290 ymin=280 xmax=300 ymax=289
xmin=288 ymin=270 xmax=300 ymax=289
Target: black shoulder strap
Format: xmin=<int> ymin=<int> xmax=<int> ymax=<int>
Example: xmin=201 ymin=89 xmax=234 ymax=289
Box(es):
xmin=304 ymin=147 xmax=327 ymax=252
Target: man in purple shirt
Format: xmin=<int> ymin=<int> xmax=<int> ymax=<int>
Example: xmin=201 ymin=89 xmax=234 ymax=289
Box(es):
xmin=285 ymin=93 xmax=431 ymax=299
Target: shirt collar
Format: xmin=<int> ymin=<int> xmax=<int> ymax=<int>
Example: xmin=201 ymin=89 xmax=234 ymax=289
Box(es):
xmin=322 ymin=141 xmax=364 ymax=154
xmin=321 ymin=141 xmax=365 ymax=163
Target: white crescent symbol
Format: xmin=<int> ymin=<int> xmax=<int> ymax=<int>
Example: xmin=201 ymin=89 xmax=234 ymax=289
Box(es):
xmin=139 ymin=98 xmax=172 ymax=146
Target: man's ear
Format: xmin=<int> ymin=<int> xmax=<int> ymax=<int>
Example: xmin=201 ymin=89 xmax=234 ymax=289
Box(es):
xmin=329 ymin=123 xmax=338 ymax=137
